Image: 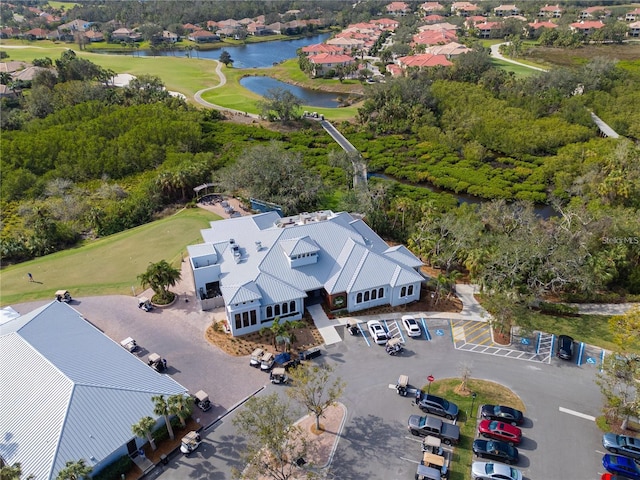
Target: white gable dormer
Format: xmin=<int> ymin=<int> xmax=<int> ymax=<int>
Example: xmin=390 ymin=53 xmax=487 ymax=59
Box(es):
xmin=280 ymin=236 xmax=320 ymax=268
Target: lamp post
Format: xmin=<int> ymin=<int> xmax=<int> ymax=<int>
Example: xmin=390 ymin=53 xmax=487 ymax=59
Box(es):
xmin=470 ymin=392 xmax=477 ymax=420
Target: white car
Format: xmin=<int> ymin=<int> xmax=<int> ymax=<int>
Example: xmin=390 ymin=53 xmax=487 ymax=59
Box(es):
xmin=471 ymin=461 xmax=522 ymax=480
xmin=367 ymin=320 xmax=388 ymax=345
xmin=401 ymin=315 xmax=422 ymax=337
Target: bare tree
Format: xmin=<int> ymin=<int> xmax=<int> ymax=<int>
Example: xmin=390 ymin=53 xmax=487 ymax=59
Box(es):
xmin=287 ymin=363 xmax=345 ymax=431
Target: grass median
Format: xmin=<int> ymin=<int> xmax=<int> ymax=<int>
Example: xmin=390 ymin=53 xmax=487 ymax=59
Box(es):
xmin=421 ymin=378 xmax=525 ymax=480
xmin=0 ymin=208 xmax=220 ymax=306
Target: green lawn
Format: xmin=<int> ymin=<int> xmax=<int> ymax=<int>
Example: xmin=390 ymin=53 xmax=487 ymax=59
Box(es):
xmin=423 ymin=378 xmax=525 ymax=480
xmin=0 ymin=208 xmax=220 ymax=306
xmin=47 ymin=1 xmax=80 ymax=10
xmin=0 ymin=40 xmax=221 ymax=99
xmin=521 ymin=311 xmax=637 ymax=353
xmin=489 ymin=57 xmax=539 ymax=76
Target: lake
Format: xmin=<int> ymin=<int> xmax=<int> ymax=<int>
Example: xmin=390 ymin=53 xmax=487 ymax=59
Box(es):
xmin=137 ymin=32 xmax=332 ymax=68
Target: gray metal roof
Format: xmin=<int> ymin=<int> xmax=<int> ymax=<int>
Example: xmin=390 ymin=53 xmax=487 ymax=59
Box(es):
xmin=0 ymin=301 xmax=187 ymax=480
xmin=279 ymin=236 xmax=320 ymax=257
xmin=195 ymin=211 xmax=423 ymax=304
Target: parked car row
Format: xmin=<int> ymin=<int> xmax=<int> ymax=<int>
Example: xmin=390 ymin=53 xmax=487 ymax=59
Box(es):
xmin=472 ymin=405 xmax=526 ymax=480
xmin=602 ymin=432 xmax=640 ymax=479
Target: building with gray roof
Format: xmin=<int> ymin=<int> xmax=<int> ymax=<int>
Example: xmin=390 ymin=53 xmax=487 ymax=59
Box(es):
xmin=0 ymin=301 xmax=187 ymax=480
xmin=187 ymin=210 xmax=424 ymax=336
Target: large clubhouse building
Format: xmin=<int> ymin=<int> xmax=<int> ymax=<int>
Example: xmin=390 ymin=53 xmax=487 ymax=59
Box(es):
xmin=188 ymin=210 xmax=425 ymax=336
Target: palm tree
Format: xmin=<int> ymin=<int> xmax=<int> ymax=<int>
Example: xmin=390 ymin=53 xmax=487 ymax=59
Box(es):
xmin=138 ymin=260 xmax=181 ymax=304
xmin=56 ymin=459 xmax=92 ymax=480
xmin=131 ymin=416 xmax=157 ymax=451
xmin=152 ymin=394 xmax=174 ymax=440
xmin=1 ymin=463 xmax=33 ymax=480
xmin=168 ymin=394 xmax=193 ymax=428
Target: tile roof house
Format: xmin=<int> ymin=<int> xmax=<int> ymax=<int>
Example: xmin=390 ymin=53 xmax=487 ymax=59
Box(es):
xmin=24 ymin=27 xmax=49 ymax=39
xmin=111 ymin=27 xmax=142 ymax=42
xmin=326 ymin=36 xmax=366 ymax=52
xmin=424 ymin=15 xmax=446 ymax=23
xmin=570 ymin=20 xmax=606 ymax=34
xmin=528 ymin=20 xmax=558 ymax=31
xmin=420 ymin=2 xmax=446 ymax=14
xmin=188 ymin=29 xmax=220 ymax=43
xmin=451 ymin=2 xmax=480 ymax=16
xmin=371 ymin=18 xmax=400 ymax=30
xmin=301 ymin=43 xmax=344 ymax=55
xmin=625 ymin=8 xmax=640 ymax=21
xmin=58 ymin=19 xmax=92 ymax=32
xmin=0 ymin=301 xmax=187 ymax=480
xmin=494 ymin=4 xmax=519 ymax=17
xmin=413 ymin=28 xmax=458 ymax=46
xmin=386 ymin=1 xmax=411 ymax=16
xmin=84 ymin=30 xmax=105 ymax=42
xmin=471 ymin=21 xmax=501 ymax=38
xmin=538 ymin=4 xmax=563 ymax=18
xmin=187 ymin=211 xmax=424 ymax=336
xmin=579 ymin=6 xmax=611 ymax=19
xmin=628 ymin=21 xmax=640 ymax=36
xmin=425 ymin=41 xmax=472 ymax=56
xmin=308 ymin=53 xmax=356 ymax=77
xmin=397 ymin=53 xmax=453 ymax=68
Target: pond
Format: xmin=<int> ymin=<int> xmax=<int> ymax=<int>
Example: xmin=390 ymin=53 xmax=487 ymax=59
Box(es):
xmin=240 ymin=76 xmax=342 ymax=108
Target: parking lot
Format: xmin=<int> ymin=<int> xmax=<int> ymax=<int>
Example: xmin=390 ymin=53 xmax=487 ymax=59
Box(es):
xmin=14 ymin=297 xmax=609 ymax=479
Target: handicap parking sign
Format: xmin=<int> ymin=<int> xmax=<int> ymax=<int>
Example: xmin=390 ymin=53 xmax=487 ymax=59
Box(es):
xmin=435 ymin=329 xmax=444 ymax=336
xmin=521 ymin=338 xmax=530 ymax=345
xmin=586 ymin=357 xmax=596 ymax=364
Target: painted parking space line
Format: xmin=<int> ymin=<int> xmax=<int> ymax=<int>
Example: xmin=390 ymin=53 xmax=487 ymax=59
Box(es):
xmin=559 ymin=407 xmax=596 ymax=421
xmin=361 ymin=327 xmax=371 ymax=347
xmin=400 ymin=456 xmax=420 ymax=464
xmin=421 ymin=318 xmax=431 ymax=340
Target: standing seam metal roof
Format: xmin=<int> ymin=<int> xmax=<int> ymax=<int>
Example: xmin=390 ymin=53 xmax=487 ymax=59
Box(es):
xmin=0 ymin=301 xmax=187 ymax=480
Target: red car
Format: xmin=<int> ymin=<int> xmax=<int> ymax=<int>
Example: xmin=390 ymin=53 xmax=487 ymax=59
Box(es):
xmin=478 ymin=419 xmax=522 ymax=446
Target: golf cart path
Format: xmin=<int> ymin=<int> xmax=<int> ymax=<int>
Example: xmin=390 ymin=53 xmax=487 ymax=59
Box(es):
xmin=193 ymin=60 xmax=259 ymax=118
xmin=491 ymin=43 xmax=548 ymax=72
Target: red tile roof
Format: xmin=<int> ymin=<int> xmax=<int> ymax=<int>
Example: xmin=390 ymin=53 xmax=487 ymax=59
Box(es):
xmin=528 ymin=21 xmax=558 ymax=29
xmin=570 ymin=20 xmax=605 ymax=29
xmin=301 ymin=44 xmax=344 ymax=54
xmin=308 ymin=53 xmax=355 ymax=64
xmin=413 ymin=29 xmax=458 ymax=45
xmin=398 ymin=53 xmax=452 ymax=67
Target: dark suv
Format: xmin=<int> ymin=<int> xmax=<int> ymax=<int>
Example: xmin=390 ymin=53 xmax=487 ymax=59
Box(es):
xmin=557 ymin=335 xmax=574 ymax=360
xmin=416 ymin=391 xmax=459 ymax=420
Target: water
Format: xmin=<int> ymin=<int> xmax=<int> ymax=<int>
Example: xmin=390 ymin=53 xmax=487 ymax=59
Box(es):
xmin=368 ymin=173 xmax=557 ymax=219
xmin=133 ymin=32 xmax=332 ymax=68
xmin=240 ymin=76 xmax=341 ymax=108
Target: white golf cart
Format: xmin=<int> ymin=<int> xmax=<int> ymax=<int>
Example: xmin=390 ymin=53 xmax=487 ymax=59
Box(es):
xmin=249 ymin=348 xmax=265 ymax=368
xmin=194 ymin=390 xmax=211 ymax=411
xmin=120 ymin=337 xmax=138 ymax=353
xmin=55 ymin=290 xmax=72 ymax=303
xmin=138 ymin=297 xmax=153 ymax=312
xmin=180 ymin=431 xmax=202 ymax=454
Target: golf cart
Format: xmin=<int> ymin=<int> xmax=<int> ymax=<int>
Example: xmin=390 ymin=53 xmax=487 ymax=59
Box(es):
xmin=415 ymin=464 xmax=442 ymax=480
xmin=120 ymin=337 xmax=138 ymax=353
xmin=55 ymin=290 xmax=72 ymax=303
xmin=194 ymin=390 xmax=211 ymax=412
xmin=249 ymin=348 xmax=265 ymax=368
xmin=386 ymin=337 xmax=404 ymax=356
xmin=422 ymin=436 xmax=443 ymax=455
xmin=421 ymin=450 xmax=448 ymax=479
xmin=346 ymin=321 xmax=359 ymax=336
xmin=270 ymin=367 xmax=289 ymax=385
xmin=148 ymin=353 xmax=166 ymax=372
xmin=138 ymin=297 xmax=153 ymax=312
xmin=180 ymin=431 xmax=201 ymax=454
xmin=260 ymin=352 xmax=275 ymax=371
xmin=396 ymin=374 xmax=409 ymax=396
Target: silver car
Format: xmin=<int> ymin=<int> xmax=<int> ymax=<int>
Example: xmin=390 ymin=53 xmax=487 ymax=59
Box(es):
xmin=603 ymin=433 xmax=640 ymax=461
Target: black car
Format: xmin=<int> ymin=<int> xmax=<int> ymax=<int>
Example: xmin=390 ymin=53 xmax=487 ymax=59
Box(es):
xmin=557 ymin=334 xmax=574 ymax=360
xmin=473 ymin=439 xmax=519 ymax=465
xmin=480 ymin=405 xmax=525 ymax=426
xmin=416 ymin=391 xmax=459 ymax=420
